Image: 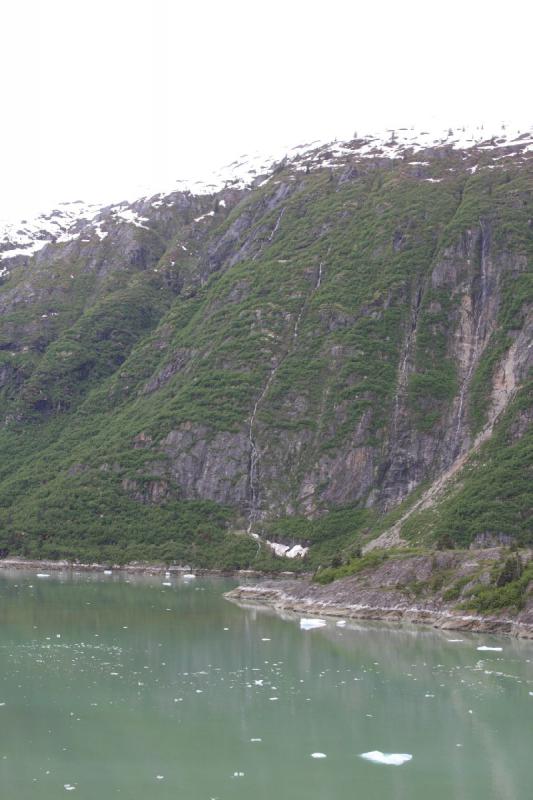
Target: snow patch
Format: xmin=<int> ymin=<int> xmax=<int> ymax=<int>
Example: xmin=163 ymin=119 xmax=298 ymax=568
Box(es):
xmin=193 ymin=210 xmax=215 ymax=223
xmin=267 ymin=541 xmax=308 ymax=558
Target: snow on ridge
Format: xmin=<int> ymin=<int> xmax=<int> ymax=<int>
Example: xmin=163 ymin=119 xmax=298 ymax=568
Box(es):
xmin=288 ymin=122 xmax=533 ymax=171
xmin=0 ymin=200 xmax=150 ymax=261
xmin=108 ymin=204 xmax=150 ymax=229
xmin=0 ymin=200 xmax=102 ymax=261
xmin=1 ymin=122 xmax=530 ymax=263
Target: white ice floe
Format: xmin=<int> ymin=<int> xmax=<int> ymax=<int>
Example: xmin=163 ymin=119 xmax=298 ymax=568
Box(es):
xmin=103 ymin=570 xmax=112 ymax=575
xmin=477 ymin=646 xmax=503 ymax=652
xmin=336 ymin=620 xmax=346 ymax=627
xmin=162 ymin=582 xmax=172 ymax=587
xmin=182 ymin=573 xmax=196 ymax=580
xmin=447 ymin=639 xmax=464 ymax=642
xmin=36 ymin=573 xmax=50 ymax=578
xmin=311 ymin=752 xmax=327 ymax=759
xmin=63 ymin=785 xmax=76 ymax=792
xmin=300 ymin=618 xmax=326 ymax=630
xmin=250 ymin=738 xmax=262 ymax=742
xmin=360 ymin=751 xmax=412 ymax=766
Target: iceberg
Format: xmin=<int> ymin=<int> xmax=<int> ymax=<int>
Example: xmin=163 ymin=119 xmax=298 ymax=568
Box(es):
xmin=360 ymin=751 xmax=412 ymax=766
xmin=300 ymin=618 xmax=326 ymax=630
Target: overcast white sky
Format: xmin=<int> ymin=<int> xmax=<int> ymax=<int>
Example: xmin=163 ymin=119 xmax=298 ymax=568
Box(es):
xmin=0 ymin=0 xmax=531 ymax=220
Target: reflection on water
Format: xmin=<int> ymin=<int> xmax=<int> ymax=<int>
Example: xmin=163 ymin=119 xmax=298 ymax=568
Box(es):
xmin=0 ymin=569 xmax=531 ymax=800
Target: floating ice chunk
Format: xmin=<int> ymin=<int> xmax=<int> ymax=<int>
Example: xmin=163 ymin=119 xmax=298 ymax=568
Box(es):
xmin=529 ymin=692 xmax=533 ymax=696
xmin=269 ymin=697 xmax=279 ymax=701
xmin=232 ymin=771 xmax=245 ymax=777
xmin=156 ymin=775 xmax=164 ymax=780
xmin=336 ymin=620 xmax=346 ymax=627
xmin=182 ymin=573 xmax=196 ymax=580
xmin=300 ymin=618 xmax=326 ymax=630
xmin=447 ymin=639 xmax=463 ymax=642
xmin=36 ymin=573 xmax=50 ymax=578
xmin=477 ymin=646 xmax=502 ymax=652
xmin=0 ymin=702 xmax=5 ymax=707
xmin=64 ymin=785 xmax=76 ymax=792
xmin=261 ymin=638 xmax=271 ymax=642
xmin=254 ymin=679 xmax=263 ymax=686
xmin=311 ymin=752 xmax=327 ymax=759
xmin=162 ymin=582 xmax=172 ymax=587
xmin=103 ymin=570 xmax=112 ymax=575
xmin=360 ymin=751 xmax=412 ymax=766
xmin=250 ymin=738 xmax=262 ymax=742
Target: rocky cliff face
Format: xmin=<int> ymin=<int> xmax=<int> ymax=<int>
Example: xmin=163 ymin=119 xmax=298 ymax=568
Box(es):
xmin=0 ymin=126 xmax=531 ymax=565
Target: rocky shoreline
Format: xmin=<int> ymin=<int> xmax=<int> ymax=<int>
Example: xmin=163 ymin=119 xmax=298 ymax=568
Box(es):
xmin=226 ymin=549 xmax=533 ymax=640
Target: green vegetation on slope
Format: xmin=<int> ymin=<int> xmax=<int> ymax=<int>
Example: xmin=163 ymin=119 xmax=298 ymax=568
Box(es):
xmin=0 ymin=147 xmax=530 ymax=566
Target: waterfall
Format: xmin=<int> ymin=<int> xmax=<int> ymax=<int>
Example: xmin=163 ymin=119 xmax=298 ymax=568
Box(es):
xmin=390 ymin=286 xmax=422 ymax=439
xmin=452 ymin=220 xmax=490 ymax=454
xmin=247 ymin=260 xmax=325 ymax=533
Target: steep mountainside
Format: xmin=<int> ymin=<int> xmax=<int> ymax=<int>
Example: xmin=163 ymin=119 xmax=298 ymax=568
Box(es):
xmin=0 ymin=126 xmax=531 ymax=568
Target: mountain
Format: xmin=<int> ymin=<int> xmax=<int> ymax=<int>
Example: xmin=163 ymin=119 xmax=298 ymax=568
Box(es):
xmin=0 ymin=124 xmax=531 ymax=569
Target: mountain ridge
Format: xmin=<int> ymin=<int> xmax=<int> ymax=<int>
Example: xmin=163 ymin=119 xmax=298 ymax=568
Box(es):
xmin=0 ymin=122 xmax=531 ymax=570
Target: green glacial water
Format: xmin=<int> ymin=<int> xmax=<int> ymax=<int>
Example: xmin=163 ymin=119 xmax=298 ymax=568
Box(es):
xmin=0 ymin=570 xmax=531 ymax=799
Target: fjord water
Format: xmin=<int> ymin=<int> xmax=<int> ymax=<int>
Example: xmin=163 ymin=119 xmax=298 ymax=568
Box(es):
xmin=0 ymin=572 xmax=531 ymax=800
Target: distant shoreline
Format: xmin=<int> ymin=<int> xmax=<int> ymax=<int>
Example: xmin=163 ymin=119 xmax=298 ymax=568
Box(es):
xmin=0 ymin=557 xmax=298 ymax=580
